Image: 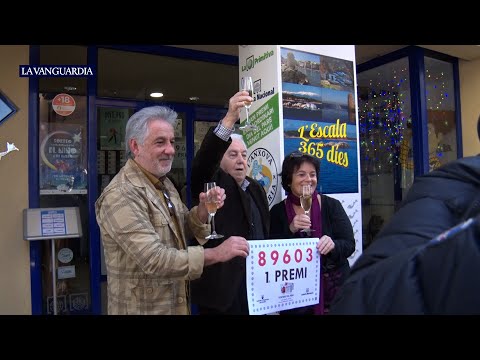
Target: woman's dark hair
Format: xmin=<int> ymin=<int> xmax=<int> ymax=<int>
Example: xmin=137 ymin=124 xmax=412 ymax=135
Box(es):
xmin=281 ymin=151 xmax=320 ymax=193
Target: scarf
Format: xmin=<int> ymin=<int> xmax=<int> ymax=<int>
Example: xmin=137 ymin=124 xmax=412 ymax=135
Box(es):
xmin=285 ymin=190 xmax=324 ymax=315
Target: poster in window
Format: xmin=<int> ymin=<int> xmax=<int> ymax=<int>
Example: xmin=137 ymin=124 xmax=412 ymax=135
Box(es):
xmin=99 ymin=108 xmax=129 ymax=150
xmin=39 ymin=123 xmax=87 ymax=195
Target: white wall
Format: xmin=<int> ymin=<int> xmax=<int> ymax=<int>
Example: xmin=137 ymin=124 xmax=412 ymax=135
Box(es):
xmin=459 ymin=58 xmax=480 ymax=156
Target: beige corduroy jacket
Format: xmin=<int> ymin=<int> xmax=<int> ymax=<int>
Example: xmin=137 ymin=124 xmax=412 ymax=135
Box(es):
xmin=95 ymin=159 xmax=209 ymax=315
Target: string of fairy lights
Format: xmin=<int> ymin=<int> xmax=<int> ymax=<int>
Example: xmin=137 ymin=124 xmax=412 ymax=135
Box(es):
xmin=358 ymin=67 xmax=409 ymax=174
xmin=358 ymin=64 xmax=453 ymax=175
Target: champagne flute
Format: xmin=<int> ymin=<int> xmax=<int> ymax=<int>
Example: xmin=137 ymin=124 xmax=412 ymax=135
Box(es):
xmin=239 ymin=76 xmax=257 ymax=131
xmin=204 ymin=182 xmax=224 ymax=240
xmin=300 ymin=184 xmax=315 ymax=234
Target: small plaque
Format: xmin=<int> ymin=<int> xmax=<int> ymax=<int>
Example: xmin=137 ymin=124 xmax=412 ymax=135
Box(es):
xmin=57 ymin=265 xmax=76 ymax=279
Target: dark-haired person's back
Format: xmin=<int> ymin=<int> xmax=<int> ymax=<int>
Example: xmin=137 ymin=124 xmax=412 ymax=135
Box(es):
xmin=330 ymin=155 xmax=480 ymax=314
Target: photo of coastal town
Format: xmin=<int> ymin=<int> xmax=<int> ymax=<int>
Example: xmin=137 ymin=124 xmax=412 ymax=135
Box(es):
xmin=282 ymin=82 xmax=323 ymax=121
xmin=281 ymin=47 xmax=356 ymax=124
xmin=281 ymin=47 xmax=354 ymax=92
xmin=280 ymin=47 xmax=358 ymax=194
xmin=283 ymin=82 xmax=356 ymax=124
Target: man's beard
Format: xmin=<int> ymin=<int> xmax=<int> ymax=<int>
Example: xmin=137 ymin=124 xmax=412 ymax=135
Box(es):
xmin=157 ymin=160 xmax=173 ymax=177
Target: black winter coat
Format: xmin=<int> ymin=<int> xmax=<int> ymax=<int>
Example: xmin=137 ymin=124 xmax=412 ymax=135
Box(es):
xmin=330 ymin=155 xmax=480 ymax=314
xmin=189 ymin=128 xmax=270 ymax=312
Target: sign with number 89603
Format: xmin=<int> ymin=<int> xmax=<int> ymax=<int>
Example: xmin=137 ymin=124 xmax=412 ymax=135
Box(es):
xmin=246 ymin=239 xmax=320 ymax=315
xmin=257 ymin=248 xmax=314 ymax=266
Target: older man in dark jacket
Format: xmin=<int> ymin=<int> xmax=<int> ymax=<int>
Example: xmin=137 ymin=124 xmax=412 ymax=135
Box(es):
xmin=330 ymin=152 xmax=480 ymax=314
xmin=190 ymin=91 xmax=270 ymax=315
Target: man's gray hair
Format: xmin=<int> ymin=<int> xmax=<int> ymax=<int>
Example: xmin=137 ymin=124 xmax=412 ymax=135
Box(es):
xmin=125 ymin=106 xmax=178 ymax=159
xmin=230 ymin=133 xmax=247 ymax=150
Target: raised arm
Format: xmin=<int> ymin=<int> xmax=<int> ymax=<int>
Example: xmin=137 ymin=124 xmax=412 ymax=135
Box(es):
xmin=191 ymin=91 xmax=252 ymax=204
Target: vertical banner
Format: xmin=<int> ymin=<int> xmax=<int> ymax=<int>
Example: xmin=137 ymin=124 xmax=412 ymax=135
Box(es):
xmin=239 ymin=45 xmax=282 ymax=208
xmin=239 ymin=45 xmax=362 ymax=264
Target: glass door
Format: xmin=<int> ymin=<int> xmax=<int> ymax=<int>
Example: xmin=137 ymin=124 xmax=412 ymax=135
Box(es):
xmin=357 ymin=57 xmax=412 ymax=250
xmin=37 ymin=45 xmax=92 ymax=314
xmin=96 ymin=101 xmax=192 ymax=312
xmin=38 ymin=92 xmax=91 ymax=314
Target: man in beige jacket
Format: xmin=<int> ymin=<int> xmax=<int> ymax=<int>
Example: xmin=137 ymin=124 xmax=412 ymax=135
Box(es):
xmin=95 ymin=106 xmax=249 ymax=315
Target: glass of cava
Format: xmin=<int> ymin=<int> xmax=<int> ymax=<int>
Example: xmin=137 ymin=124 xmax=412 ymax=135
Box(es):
xmin=239 ymin=76 xmax=257 ymax=131
xmin=300 ymin=184 xmax=314 ymax=234
xmin=204 ymin=182 xmax=224 ymax=240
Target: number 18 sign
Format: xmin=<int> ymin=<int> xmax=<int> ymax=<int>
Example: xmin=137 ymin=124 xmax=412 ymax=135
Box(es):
xmin=246 ymin=238 xmax=320 ymax=315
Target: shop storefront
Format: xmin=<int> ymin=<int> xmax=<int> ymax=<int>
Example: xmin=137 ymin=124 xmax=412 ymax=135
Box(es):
xmin=20 ymin=45 xmax=464 ymax=314
xmin=28 ymin=45 xmax=237 ymax=314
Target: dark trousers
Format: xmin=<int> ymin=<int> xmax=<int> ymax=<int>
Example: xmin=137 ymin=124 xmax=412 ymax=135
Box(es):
xmin=197 ymin=279 xmax=248 ymax=315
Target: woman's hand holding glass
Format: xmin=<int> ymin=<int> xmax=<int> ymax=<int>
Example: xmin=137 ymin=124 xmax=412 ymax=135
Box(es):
xmin=288 ymin=213 xmax=312 ymax=234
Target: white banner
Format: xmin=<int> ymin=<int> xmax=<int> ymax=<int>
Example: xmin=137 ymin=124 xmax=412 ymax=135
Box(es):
xmin=239 ymin=45 xmax=282 ymax=209
xmin=246 ymin=238 xmax=320 ymax=315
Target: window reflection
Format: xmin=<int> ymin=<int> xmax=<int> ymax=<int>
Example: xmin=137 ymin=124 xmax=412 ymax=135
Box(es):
xmin=425 ymin=57 xmax=457 ymax=168
xmin=39 ymin=45 xmax=91 ymax=314
xmin=357 ymin=58 xmax=412 ymax=249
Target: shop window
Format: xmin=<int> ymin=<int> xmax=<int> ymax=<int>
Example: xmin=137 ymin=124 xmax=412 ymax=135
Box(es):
xmin=38 ymin=45 xmax=91 ymax=314
xmin=357 ymin=57 xmax=412 ymax=249
xmin=424 ymin=56 xmax=457 ymax=168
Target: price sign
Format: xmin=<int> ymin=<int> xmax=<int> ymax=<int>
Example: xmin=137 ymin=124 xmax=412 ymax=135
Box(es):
xmin=247 ymin=238 xmax=320 ymax=315
xmin=52 ymin=93 xmax=76 ymax=116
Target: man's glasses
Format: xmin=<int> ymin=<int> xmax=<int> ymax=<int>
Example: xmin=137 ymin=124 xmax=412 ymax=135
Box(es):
xmin=161 ymin=189 xmax=176 ymax=217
